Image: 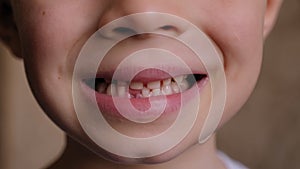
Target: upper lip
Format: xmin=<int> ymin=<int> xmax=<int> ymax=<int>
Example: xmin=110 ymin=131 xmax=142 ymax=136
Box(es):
xmin=77 ymin=35 xmax=209 ymax=82
xmin=87 ymin=66 xmax=207 ymax=83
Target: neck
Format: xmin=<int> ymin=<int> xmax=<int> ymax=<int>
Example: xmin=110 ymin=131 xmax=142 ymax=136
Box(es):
xmin=49 ymin=135 xmax=226 ymax=169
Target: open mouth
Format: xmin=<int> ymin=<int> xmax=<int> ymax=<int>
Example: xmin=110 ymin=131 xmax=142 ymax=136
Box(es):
xmin=84 ymin=73 xmax=207 ymax=98
xmin=79 ymin=68 xmax=208 ymax=122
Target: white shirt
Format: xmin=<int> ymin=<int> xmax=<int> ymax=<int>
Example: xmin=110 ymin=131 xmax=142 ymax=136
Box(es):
xmin=218 ymin=151 xmax=249 ymax=169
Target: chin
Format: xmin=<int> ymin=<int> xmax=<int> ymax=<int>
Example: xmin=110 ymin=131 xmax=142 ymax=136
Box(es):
xmin=100 ymin=149 xmax=182 ymax=165
xmin=75 ymin=133 xmax=195 ymax=165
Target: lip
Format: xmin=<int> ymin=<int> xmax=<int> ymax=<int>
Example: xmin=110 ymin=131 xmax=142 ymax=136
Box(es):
xmin=95 ymin=67 xmax=207 ymax=83
xmin=80 ymin=73 xmax=208 ymax=121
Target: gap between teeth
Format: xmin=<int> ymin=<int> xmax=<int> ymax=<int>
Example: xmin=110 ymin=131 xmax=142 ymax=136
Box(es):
xmin=96 ymin=75 xmax=192 ymax=98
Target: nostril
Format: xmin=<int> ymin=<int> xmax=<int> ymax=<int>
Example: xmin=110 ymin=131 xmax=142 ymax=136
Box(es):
xmin=110 ymin=25 xmax=181 ymax=39
xmin=159 ymin=25 xmax=178 ymax=31
xmin=113 ymin=27 xmax=137 ymax=35
xmin=157 ymin=25 xmax=181 ymax=36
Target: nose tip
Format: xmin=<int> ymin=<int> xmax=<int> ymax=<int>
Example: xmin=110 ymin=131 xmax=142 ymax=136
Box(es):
xmin=99 ymin=13 xmax=188 ymax=39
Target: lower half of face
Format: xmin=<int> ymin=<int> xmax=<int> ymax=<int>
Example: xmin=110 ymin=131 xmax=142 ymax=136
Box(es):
xmin=14 ymin=0 xmax=265 ymax=164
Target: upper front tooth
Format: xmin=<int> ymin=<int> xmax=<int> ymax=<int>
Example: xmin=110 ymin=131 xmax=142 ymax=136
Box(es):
xmin=147 ymin=81 xmax=161 ymax=89
xmin=130 ymin=82 xmax=144 ymax=90
xmin=117 ymin=86 xmax=127 ymax=97
xmin=117 ymin=81 xmax=128 ymax=86
xmin=174 ymin=75 xmax=184 ymax=83
xmin=107 ymin=84 xmax=117 ymax=96
xmin=163 ymin=78 xmax=171 ymax=86
xmin=152 ymin=89 xmax=161 ymax=96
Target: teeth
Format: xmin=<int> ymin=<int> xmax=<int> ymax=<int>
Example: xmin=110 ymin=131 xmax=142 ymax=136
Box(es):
xmin=116 ymin=81 xmax=128 ymax=97
xmin=136 ymin=93 xmax=143 ymax=98
xmin=162 ymin=78 xmax=171 ymax=86
xmin=107 ymin=84 xmax=117 ymax=96
xmin=147 ymin=80 xmax=161 ymax=90
xmin=152 ymin=89 xmax=161 ymax=96
xmin=179 ymin=79 xmax=190 ymax=91
xmin=117 ymin=81 xmax=128 ymax=86
xmin=128 ymin=93 xmax=134 ymax=98
xmin=174 ymin=75 xmax=184 ymax=83
xmin=130 ymin=82 xmax=144 ymax=90
xmin=142 ymin=87 xmax=151 ymax=97
xmin=96 ymin=83 xmax=107 ymax=93
xmin=98 ymin=75 xmax=193 ymax=98
xmin=117 ymin=86 xmax=127 ymax=97
xmin=171 ymin=82 xmax=180 ymax=93
xmin=162 ymin=85 xmax=172 ymax=95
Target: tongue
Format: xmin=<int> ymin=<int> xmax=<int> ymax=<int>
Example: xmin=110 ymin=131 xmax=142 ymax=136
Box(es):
xmin=130 ymin=98 xmax=151 ymax=112
xmin=131 ymin=68 xmax=171 ymax=83
xmin=129 ymin=88 xmax=142 ymax=97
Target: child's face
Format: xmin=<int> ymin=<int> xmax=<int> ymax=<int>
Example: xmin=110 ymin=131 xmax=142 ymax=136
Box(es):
xmin=7 ymin=0 xmax=281 ymax=163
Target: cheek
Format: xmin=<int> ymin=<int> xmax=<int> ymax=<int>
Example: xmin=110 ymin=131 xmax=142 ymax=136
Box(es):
xmin=190 ymin=2 xmax=266 ymax=124
xmin=214 ymin=14 xmax=265 ymax=124
xmin=14 ymin=1 xmax=110 ymax=135
xmin=16 ymin=0 xmax=112 ymax=72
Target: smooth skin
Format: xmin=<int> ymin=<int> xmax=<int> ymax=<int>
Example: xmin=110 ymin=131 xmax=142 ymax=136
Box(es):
xmin=0 ymin=0 xmax=283 ymax=169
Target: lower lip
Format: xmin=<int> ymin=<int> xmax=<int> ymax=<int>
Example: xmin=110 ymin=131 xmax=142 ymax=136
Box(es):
xmin=80 ymin=77 xmax=208 ymax=121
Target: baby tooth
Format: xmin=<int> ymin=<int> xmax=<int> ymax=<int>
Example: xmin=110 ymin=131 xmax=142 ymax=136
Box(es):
xmin=174 ymin=75 xmax=184 ymax=83
xmin=128 ymin=93 xmax=134 ymax=99
xmin=147 ymin=81 xmax=161 ymax=89
xmin=117 ymin=81 xmax=128 ymax=86
xmin=130 ymin=82 xmax=144 ymax=90
xmin=162 ymin=85 xmax=172 ymax=95
xmin=136 ymin=93 xmax=143 ymax=98
xmin=180 ymin=79 xmax=190 ymax=91
xmin=163 ymin=78 xmax=171 ymax=86
xmin=142 ymin=88 xmax=151 ymax=97
xmin=96 ymin=83 xmax=107 ymax=93
xmin=117 ymin=86 xmax=127 ymax=97
xmin=107 ymin=84 xmax=117 ymax=96
xmin=171 ymin=82 xmax=180 ymax=93
xmin=152 ymin=89 xmax=161 ymax=96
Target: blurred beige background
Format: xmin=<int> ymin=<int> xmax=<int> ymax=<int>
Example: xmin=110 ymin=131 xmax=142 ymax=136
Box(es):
xmin=217 ymin=0 xmax=300 ymax=168
xmin=0 ymin=0 xmax=299 ymax=169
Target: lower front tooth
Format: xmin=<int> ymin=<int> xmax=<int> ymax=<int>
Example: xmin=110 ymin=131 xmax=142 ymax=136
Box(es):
xmin=147 ymin=81 xmax=161 ymax=90
xmin=180 ymin=79 xmax=190 ymax=91
xmin=152 ymin=89 xmax=161 ymax=96
xmin=171 ymin=82 xmax=180 ymax=93
xmin=136 ymin=93 xmax=143 ymax=98
xmin=142 ymin=88 xmax=151 ymax=97
xmin=128 ymin=93 xmax=134 ymax=99
xmin=162 ymin=85 xmax=172 ymax=95
xmin=130 ymin=82 xmax=143 ymax=90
